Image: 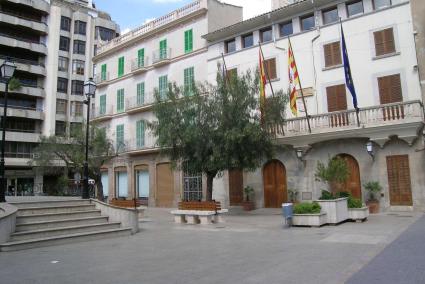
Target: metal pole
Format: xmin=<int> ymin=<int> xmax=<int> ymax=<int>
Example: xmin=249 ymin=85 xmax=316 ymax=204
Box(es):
xmin=258 ymin=42 xmax=276 ymax=97
xmin=0 ymin=81 xmax=8 ymax=202
xmin=82 ymin=95 xmax=91 ymax=199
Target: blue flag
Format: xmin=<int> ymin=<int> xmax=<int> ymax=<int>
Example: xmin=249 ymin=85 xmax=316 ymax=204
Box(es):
xmin=341 ymin=25 xmax=358 ymax=110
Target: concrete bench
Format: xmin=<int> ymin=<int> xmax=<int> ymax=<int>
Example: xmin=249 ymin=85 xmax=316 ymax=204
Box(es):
xmin=170 ymin=209 xmax=228 ymax=225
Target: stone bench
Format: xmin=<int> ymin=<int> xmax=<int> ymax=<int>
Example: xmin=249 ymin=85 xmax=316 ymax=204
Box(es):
xmin=170 ymin=209 xmax=228 ymax=225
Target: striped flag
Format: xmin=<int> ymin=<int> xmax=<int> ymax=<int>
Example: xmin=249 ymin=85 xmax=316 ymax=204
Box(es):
xmin=288 ymin=40 xmax=299 ymax=116
xmin=259 ymin=49 xmax=267 ymax=123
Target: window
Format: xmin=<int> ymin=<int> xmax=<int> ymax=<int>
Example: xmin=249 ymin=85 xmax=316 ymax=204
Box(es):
xmin=99 ymin=94 xmax=106 ymax=114
xmin=101 ymin=172 xmax=109 ymax=198
xmin=159 ymin=75 xmax=168 ymax=99
xmin=74 ymin=20 xmax=87 ymax=35
xmin=116 ymin=124 xmax=124 ymax=152
xmin=301 ymin=14 xmax=315 ymax=31
xmin=55 ymin=121 xmax=66 ymax=136
xmin=374 ymin=28 xmax=395 ymax=57
xmin=136 ymin=169 xmax=149 ymax=199
xmin=61 ymin=16 xmax=71 ymax=32
xmin=137 ymin=49 xmax=145 ymax=68
xmin=73 ymin=40 xmax=85 ymax=55
xmin=184 ymin=29 xmax=193 ymax=53
xmin=264 ymin=58 xmax=277 ymax=80
xmin=118 ymin=56 xmax=124 ymax=77
xmin=324 ymin=41 xmax=342 ymax=67
xmin=57 ymin=77 xmax=68 ymax=93
xmin=279 ymin=21 xmax=293 ymax=37
xmin=72 ymin=101 xmax=83 ymax=117
xmin=96 ymin=26 xmax=115 ymax=41
xmin=260 ymin=27 xmax=273 ymax=43
xmin=58 ymin=56 xmax=69 ymax=72
xmin=326 ymin=84 xmax=347 ymax=112
xmin=136 ymin=120 xmax=145 ymax=148
xmin=184 ymin=67 xmax=195 ymax=96
xmin=225 ymin=39 xmax=236 ymax=53
xmin=137 ymin=82 xmax=145 ymax=105
xmin=56 ymin=99 xmax=67 ymax=115
xmin=72 ymin=60 xmax=85 ymax=75
xmin=373 ymin=0 xmax=391 ymax=10
xmin=59 ymin=36 xmax=70 ymax=51
xmin=347 ymin=0 xmax=364 ymax=17
xmin=5 ymin=142 xmax=36 ymax=158
xmin=101 ymin=64 xmax=107 ymax=81
xmin=71 ymin=80 xmax=84 ymax=96
xmin=115 ymin=170 xmax=128 ymax=197
xmin=242 ymin=33 xmax=254 ymax=48
xmin=117 ymin=89 xmax=125 ymax=112
xmin=159 ymin=39 xmax=167 ymax=60
xmin=378 ymin=74 xmax=402 ymax=104
xmin=322 ymin=7 xmax=339 ymax=25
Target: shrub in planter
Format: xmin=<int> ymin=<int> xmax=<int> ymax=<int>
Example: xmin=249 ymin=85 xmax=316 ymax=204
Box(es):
xmin=347 ymin=196 xmax=369 ymax=221
xmin=293 ymin=202 xmax=321 ymax=214
xmin=288 ymin=188 xmax=299 ymax=203
xmin=347 ymin=197 xmax=363 ymax=209
xmin=364 ymin=181 xmax=382 ymax=214
xmin=293 ymin=202 xmax=326 ymax=227
xmin=242 ymin=186 xmax=255 ymax=211
xmin=317 ymin=190 xmax=349 ymax=224
xmin=315 ymin=157 xmax=349 ymax=195
xmin=319 ymin=190 xmax=335 ymax=200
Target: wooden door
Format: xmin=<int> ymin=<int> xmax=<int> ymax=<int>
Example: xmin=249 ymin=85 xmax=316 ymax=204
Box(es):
xmin=387 ymin=155 xmax=413 ymax=206
xmin=326 ymin=84 xmax=349 ymax=127
xmin=338 ymin=154 xmax=362 ymax=199
xmin=156 ymin=163 xmax=174 ymax=207
xmin=263 ymin=160 xmax=287 ymax=208
xmin=229 ymin=169 xmax=243 ymax=205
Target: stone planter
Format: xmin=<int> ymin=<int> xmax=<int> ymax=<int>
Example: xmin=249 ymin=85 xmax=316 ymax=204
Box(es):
xmin=293 ymin=213 xmax=327 ymax=227
xmin=242 ymin=201 xmax=255 ymax=211
xmin=348 ymin=207 xmax=369 ymax=222
xmin=316 ymin=198 xmax=348 ymax=224
xmin=366 ymin=200 xmax=380 ymax=214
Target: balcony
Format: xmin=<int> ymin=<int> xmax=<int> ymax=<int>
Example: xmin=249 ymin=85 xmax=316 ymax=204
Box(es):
xmin=125 ymin=92 xmax=155 ymax=114
xmin=90 ymin=105 xmax=113 ymax=122
xmin=96 ymin=0 xmax=205 ymax=55
xmin=7 ymin=0 xmax=50 ymax=14
xmin=269 ymin=101 xmax=424 ymax=148
xmin=94 ymin=72 xmax=110 ymax=87
xmin=1 ymin=131 xmax=40 ymax=143
xmin=0 ymin=32 xmax=47 ymax=54
xmin=131 ymin=57 xmax=149 ymax=74
xmin=152 ymin=48 xmax=172 ymax=67
xmin=117 ymin=135 xmax=158 ymax=155
xmin=0 ymin=11 xmax=48 ymax=34
xmin=6 ymin=106 xmax=44 ymax=120
xmin=0 ymin=55 xmax=45 ymax=76
xmin=0 ymin=83 xmax=45 ymax=97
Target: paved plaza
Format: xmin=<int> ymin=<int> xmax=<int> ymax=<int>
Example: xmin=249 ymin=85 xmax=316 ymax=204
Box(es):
xmin=0 ymin=207 xmax=423 ymax=284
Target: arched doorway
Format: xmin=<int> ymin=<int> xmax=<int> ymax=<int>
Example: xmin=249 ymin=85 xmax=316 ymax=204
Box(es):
xmin=263 ymin=160 xmax=287 ymax=208
xmin=337 ymin=154 xmax=362 ymax=199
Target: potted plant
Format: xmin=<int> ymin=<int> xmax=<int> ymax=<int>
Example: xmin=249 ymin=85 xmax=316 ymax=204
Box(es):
xmin=288 ymin=188 xmax=299 ymax=204
xmin=314 ymin=157 xmax=350 ymax=224
xmin=242 ymin=186 xmax=255 ymax=211
xmin=292 ymin=202 xmax=327 ymax=227
xmin=364 ymin=181 xmax=382 ymax=214
xmin=347 ymin=196 xmax=369 ymax=222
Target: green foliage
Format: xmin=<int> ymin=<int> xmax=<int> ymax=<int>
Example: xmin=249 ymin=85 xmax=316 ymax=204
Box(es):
xmin=336 ymin=191 xmax=350 ymax=198
xmin=288 ymin=188 xmax=299 ymax=202
xmin=319 ymin=190 xmax=335 ymax=200
xmin=293 ymin=202 xmax=321 ymax=214
xmin=244 ymin=185 xmax=254 ymax=202
xmin=347 ymin=197 xmax=363 ymax=208
xmin=150 ymin=66 xmax=288 ymax=200
xmin=8 ymin=77 xmax=21 ymax=91
xmin=364 ymin=181 xmax=382 ymax=201
xmin=315 ymin=156 xmax=349 ymax=194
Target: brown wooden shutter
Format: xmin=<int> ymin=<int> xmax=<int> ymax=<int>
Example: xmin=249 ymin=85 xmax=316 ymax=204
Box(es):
xmin=326 ymin=84 xmax=347 ymax=112
xmin=387 ymin=155 xmax=413 ymax=206
xmin=324 ymin=41 xmax=341 ymax=67
xmin=378 ymin=74 xmax=402 ymax=104
xmin=264 ymin=58 xmax=277 ymax=80
xmin=374 ymin=28 xmax=395 ymax=56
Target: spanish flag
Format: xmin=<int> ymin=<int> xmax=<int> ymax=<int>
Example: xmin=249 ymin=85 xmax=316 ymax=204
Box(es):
xmin=288 ymin=40 xmax=299 ymax=116
xmin=259 ymin=49 xmax=267 ymax=123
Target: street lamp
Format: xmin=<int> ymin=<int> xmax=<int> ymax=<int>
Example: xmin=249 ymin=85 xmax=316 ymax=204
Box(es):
xmin=366 ymin=141 xmax=374 ymax=160
xmin=82 ymin=78 xmax=96 ymax=199
xmin=0 ymin=59 xmax=16 ymax=202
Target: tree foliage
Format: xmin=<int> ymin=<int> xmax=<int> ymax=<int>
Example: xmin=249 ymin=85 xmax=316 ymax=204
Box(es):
xmin=315 ymin=156 xmax=349 ymax=194
xmin=150 ymin=67 xmax=288 ymax=200
xmin=30 ymin=124 xmax=116 ymax=199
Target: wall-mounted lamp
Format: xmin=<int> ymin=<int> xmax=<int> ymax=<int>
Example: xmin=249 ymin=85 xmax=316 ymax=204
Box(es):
xmin=366 ymin=141 xmax=374 ymax=160
xmin=295 ymin=149 xmax=307 ymax=167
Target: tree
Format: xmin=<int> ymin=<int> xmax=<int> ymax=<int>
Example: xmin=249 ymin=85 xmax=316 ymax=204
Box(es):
xmin=30 ymin=124 xmax=116 ymax=200
xmin=315 ymin=156 xmax=349 ymax=195
xmin=150 ymin=67 xmax=288 ymax=201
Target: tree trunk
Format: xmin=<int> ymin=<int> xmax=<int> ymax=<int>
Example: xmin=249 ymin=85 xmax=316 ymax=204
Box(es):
xmin=95 ymin=173 xmax=104 ymax=201
xmin=206 ymin=172 xmax=216 ymax=201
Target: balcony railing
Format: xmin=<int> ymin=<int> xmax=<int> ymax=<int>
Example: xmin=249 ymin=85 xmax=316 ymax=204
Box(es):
xmin=95 ymin=72 xmax=110 ymax=84
xmin=268 ymin=100 xmax=424 ymax=137
xmin=125 ymin=92 xmax=155 ymax=112
xmin=90 ymin=105 xmax=113 ymax=120
xmin=131 ymin=57 xmax=149 ymax=72
xmin=152 ymin=48 xmax=172 ymax=65
xmin=117 ymin=135 xmax=157 ymax=154
xmin=0 ymin=32 xmax=45 ymax=45
xmin=97 ymin=0 xmax=203 ymax=54
xmin=0 ymin=55 xmax=44 ymax=67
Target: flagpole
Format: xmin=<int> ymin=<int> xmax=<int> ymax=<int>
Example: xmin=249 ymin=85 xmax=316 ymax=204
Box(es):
xmin=288 ymin=37 xmax=311 ymax=133
xmin=258 ymin=41 xmax=276 ymax=97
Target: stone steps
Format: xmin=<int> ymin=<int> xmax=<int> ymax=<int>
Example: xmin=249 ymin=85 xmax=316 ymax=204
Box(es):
xmin=16 ymin=210 xmax=102 ymax=224
xmin=15 ymin=216 xmax=110 ymax=232
xmin=17 ymin=204 xmax=96 ymax=216
xmin=9 ymin=199 xmax=91 ymax=209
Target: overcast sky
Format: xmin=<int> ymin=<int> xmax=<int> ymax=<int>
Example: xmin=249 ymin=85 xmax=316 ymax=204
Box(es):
xmin=94 ymin=0 xmax=271 ymax=34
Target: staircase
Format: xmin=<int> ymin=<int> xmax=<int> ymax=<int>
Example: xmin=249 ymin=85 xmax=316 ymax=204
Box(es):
xmin=0 ymin=199 xmax=132 ymax=252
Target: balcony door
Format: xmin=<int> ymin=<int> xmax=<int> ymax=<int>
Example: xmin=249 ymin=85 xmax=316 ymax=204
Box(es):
xmin=263 ymin=160 xmax=287 ymax=208
xmin=326 ymin=84 xmax=349 ymax=127
xmin=378 ymin=74 xmax=404 ymax=121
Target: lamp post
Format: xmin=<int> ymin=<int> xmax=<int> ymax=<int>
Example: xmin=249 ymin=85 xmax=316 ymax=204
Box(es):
xmin=82 ymin=78 xmax=96 ymax=199
xmin=0 ymin=59 xmax=16 ymax=203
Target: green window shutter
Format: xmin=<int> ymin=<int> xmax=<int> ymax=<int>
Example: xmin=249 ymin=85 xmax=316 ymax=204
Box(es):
xmin=100 ymin=94 xmax=106 ymax=114
xmin=159 ymin=39 xmax=167 ymax=60
xmin=138 ymin=49 xmax=145 ymax=68
xmin=185 ymin=29 xmax=193 ymax=53
xmin=137 ymin=82 xmax=145 ymax=105
xmin=101 ymin=64 xmax=107 ymax=81
xmin=184 ymin=67 xmax=195 ymax=96
xmin=116 ymin=124 xmax=124 ymax=151
xmin=118 ymin=56 xmax=124 ymax=77
xmin=159 ymin=75 xmax=168 ymax=99
xmin=136 ymin=120 xmax=145 ymax=148
xmin=117 ymin=89 xmax=124 ymax=112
